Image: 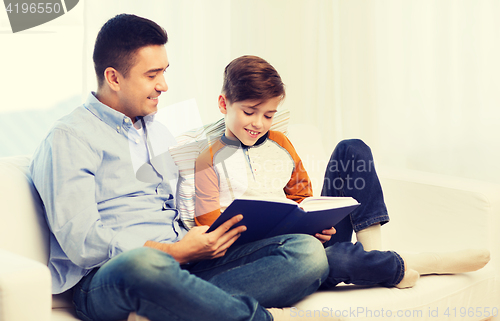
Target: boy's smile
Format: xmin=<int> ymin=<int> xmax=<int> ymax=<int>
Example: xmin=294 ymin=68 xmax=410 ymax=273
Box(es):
xmin=219 ymin=95 xmax=281 ymax=146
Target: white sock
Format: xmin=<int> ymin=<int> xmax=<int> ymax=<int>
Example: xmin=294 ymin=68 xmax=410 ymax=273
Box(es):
xmin=396 ymin=268 xmax=420 ymax=289
xmin=402 ymin=248 xmax=490 ymax=275
xmin=355 ymin=223 xmax=381 ymax=251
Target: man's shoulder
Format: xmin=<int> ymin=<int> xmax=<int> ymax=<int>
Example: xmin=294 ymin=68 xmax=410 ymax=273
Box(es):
xmin=35 ymin=105 xmax=104 ymax=156
xmin=49 ymin=105 xmax=88 ymax=130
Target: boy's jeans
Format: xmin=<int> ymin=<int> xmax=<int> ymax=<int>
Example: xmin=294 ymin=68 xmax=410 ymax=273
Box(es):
xmin=322 ymin=139 xmax=390 ymax=243
xmin=73 ymin=234 xmax=403 ymax=321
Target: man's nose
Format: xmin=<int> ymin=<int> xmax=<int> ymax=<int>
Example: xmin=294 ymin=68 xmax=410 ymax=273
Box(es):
xmin=156 ymin=74 xmax=168 ymax=92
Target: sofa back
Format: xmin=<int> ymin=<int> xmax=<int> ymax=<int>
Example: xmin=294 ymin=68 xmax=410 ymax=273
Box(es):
xmin=287 ymin=124 xmax=328 ymax=196
xmin=0 ymin=156 xmax=49 ymax=265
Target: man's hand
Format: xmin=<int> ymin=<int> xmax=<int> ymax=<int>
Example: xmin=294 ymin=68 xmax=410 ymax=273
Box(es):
xmin=315 ymin=227 xmax=336 ymax=243
xmin=145 ymin=215 xmax=246 ymax=264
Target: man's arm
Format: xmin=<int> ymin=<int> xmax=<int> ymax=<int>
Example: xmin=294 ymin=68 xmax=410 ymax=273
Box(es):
xmin=145 ymin=215 xmax=246 ymax=265
xmin=30 ymin=128 xmax=147 ymax=269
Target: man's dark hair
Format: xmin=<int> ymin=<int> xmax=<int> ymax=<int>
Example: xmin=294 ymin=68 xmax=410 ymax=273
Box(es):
xmin=222 ymin=55 xmax=286 ymax=104
xmin=93 ymin=14 xmax=168 ymax=87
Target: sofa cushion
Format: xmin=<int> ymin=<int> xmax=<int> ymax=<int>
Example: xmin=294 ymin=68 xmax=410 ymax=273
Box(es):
xmin=294 ymin=267 xmax=497 ymax=321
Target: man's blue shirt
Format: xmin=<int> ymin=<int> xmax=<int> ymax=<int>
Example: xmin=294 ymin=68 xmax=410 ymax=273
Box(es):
xmin=30 ymin=93 xmax=187 ymax=294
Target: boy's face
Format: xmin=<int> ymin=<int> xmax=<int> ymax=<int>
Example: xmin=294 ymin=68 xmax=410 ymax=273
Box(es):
xmin=219 ymin=95 xmax=281 ymax=146
xmin=115 ymin=45 xmax=169 ymax=122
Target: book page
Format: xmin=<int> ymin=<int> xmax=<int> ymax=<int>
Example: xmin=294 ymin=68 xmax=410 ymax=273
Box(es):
xmin=236 ymin=195 xmax=298 ymax=206
xmin=300 ymin=196 xmax=359 ymax=212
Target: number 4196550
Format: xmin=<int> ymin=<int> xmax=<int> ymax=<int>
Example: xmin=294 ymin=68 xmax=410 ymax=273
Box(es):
xmin=5 ymin=2 xmax=62 ymax=14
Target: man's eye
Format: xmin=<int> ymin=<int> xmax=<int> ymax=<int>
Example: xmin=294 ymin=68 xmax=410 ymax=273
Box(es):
xmin=148 ymin=75 xmax=156 ymax=79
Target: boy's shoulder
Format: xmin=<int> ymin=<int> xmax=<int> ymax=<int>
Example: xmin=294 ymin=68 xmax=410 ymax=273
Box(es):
xmin=267 ymin=130 xmax=293 ymax=147
xmin=267 ymin=130 xmax=286 ymax=140
xmin=195 ymin=135 xmax=226 ymax=166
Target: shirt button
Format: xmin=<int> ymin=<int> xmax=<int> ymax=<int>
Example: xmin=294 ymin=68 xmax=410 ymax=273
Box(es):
xmin=124 ymin=118 xmax=130 ymax=123
xmin=135 ymin=139 xmax=140 ymax=144
xmin=116 ymin=126 xmax=120 ymax=131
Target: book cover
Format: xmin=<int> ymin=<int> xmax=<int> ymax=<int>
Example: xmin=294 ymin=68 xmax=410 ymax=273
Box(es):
xmin=206 ymin=197 xmax=360 ymax=246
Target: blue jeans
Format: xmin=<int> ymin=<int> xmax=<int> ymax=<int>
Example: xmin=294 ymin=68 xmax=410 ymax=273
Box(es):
xmin=72 ymin=235 xmax=404 ymax=321
xmin=322 ymin=139 xmax=390 ymax=243
xmin=319 ymin=139 xmax=404 ymax=288
xmin=72 ymin=234 xmax=328 ymax=321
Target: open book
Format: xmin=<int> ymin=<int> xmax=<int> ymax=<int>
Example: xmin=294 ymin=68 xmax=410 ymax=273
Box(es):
xmin=206 ymin=196 xmax=360 ymax=246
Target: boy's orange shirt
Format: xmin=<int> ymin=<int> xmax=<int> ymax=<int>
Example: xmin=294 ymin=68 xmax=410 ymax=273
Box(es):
xmin=194 ymin=130 xmax=312 ymax=226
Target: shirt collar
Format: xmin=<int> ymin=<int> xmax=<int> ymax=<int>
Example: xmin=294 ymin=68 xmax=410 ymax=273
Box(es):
xmin=221 ymin=131 xmax=269 ymax=148
xmin=84 ymin=92 xmax=134 ymax=133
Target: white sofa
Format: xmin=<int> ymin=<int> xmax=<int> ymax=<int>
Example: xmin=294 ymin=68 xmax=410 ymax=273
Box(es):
xmin=1 ymin=123 xmax=499 ymax=321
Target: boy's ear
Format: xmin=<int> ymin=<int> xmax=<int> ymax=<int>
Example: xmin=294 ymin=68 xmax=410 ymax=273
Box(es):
xmin=104 ymin=67 xmax=121 ymax=92
xmin=218 ymin=95 xmax=228 ymax=114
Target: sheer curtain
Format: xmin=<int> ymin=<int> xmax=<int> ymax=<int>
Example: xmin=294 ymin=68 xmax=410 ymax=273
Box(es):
xmin=78 ymin=0 xmax=500 ymax=184
xmin=334 ymin=0 xmax=500 ymax=183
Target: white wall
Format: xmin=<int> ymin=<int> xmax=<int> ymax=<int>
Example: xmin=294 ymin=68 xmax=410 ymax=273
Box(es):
xmin=333 ymin=0 xmax=500 ymax=183
xmin=1 ymin=0 xmax=499 ymax=184
xmin=0 ymin=1 xmax=84 ymax=112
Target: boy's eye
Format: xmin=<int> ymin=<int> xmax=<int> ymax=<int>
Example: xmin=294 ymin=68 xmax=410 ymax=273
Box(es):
xmin=244 ymin=111 xmax=253 ymax=116
xmin=264 ymin=115 xmax=273 ymax=119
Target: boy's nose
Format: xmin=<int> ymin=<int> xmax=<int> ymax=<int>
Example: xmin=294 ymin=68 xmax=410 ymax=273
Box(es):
xmin=251 ymin=117 xmax=263 ymax=128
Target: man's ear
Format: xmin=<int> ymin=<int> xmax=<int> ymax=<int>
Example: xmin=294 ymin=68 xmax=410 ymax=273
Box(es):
xmin=103 ymin=67 xmax=121 ymax=92
xmin=218 ymin=94 xmax=228 ymax=114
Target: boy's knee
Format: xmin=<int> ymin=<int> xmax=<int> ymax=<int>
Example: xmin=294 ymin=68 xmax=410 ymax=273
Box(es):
xmin=337 ymin=139 xmax=371 ymax=157
xmin=283 ymin=235 xmax=329 ymax=280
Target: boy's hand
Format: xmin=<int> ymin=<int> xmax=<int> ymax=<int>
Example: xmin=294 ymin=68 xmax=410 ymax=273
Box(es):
xmin=145 ymin=215 xmax=246 ymax=264
xmin=315 ymin=227 xmax=336 ymax=243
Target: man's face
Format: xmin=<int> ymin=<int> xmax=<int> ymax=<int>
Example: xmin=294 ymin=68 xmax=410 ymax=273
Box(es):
xmin=219 ymin=95 xmax=281 ymax=146
xmin=116 ymin=45 xmax=169 ymax=121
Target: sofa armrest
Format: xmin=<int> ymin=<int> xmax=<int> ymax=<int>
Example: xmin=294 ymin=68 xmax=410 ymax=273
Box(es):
xmin=378 ymin=166 xmax=500 ymax=268
xmin=0 ymin=249 xmax=51 ymax=321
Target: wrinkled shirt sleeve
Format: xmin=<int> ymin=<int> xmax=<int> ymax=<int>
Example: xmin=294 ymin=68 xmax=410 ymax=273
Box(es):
xmin=32 ymin=128 xmax=147 ymax=269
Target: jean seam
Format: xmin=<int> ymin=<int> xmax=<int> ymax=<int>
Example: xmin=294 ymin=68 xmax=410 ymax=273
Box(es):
xmin=390 ymin=251 xmax=405 ymax=286
xmin=80 ymin=284 xmax=184 ymax=321
xmin=352 ymin=214 xmax=390 ymax=232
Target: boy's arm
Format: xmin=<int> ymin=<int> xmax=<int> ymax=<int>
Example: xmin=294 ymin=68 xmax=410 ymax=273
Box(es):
xmin=269 ymin=132 xmax=334 ymax=242
xmin=194 ymin=148 xmax=222 ymax=226
xmin=269 ymin=131 xmax=313 ymax=202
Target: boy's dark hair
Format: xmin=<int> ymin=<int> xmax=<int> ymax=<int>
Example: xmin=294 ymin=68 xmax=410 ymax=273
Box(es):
xmin=93 ymin=14 xmax=168 ymax=87
xmin=222 ymin=55 xmax=285 ymax=104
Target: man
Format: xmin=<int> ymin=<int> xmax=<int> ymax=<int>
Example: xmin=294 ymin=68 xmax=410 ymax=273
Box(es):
xmin=29 ymin=14 xmax=328 ymax=321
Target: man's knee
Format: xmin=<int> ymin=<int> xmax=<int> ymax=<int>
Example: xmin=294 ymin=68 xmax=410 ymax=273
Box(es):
xmin=108 ymin=247 xmax=181 ymax=289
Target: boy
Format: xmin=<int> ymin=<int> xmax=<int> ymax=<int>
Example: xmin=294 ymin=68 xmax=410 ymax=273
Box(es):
xmin=194 ymin=55 xmax=490 ymax=290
